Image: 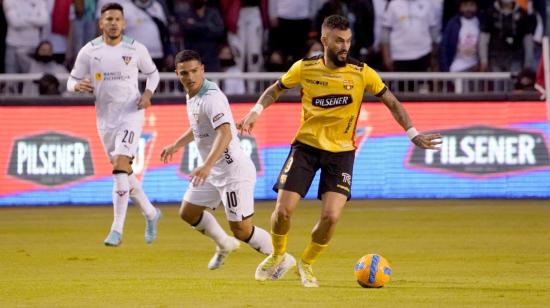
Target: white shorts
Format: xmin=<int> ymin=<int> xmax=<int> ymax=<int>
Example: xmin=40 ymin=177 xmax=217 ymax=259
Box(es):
xmin=98 ymin=120 xmax=142 ymax=160
xmin=183 ymin=179 xmax=255 ymax=222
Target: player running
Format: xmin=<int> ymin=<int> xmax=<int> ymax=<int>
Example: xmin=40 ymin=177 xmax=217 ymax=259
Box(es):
xmin=67 ymin=2 xmax=161 ymax=246
xmin=238 ymin=15 xmax=441 ymax=287
xmin=160 ymin=50 xmax=272 ymax=270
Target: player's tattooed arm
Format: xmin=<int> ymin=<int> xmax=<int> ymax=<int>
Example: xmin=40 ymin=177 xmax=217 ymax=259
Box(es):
xmin=161 ymin=128 xmax=194 ymax=163
xmin=379 ymin=89 xmax=442 ymax=150
xmin=237 ymin=81 xmax=286 ymax=134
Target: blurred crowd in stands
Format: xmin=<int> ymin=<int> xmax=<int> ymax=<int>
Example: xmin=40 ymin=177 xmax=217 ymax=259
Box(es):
xmin=1 ymin=0 xmax=549 ymax=95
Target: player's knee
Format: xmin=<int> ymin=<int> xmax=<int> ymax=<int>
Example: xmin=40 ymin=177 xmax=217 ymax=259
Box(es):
xmin=273 ymin=207 xmax=292 ymax=223
xmin=320 ymin=212 xmax=339 ymax=226
xmin=179 ymin=207 xmax=194 ymax=224
xmin=229 ymin=224 xmax=252 ymax=241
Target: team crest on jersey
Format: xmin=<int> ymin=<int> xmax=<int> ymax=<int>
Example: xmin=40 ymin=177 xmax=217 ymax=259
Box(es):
xmin=343 ymin=80 xmax=354 ymax=90
xmin=122 ymin=56 xmax=132 ymax=65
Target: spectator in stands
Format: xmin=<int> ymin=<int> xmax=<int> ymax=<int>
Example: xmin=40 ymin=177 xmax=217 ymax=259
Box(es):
xmin=268 ymin=0 xmax=313 ymax=64
xmin=439 ymin=0 xmax=480 ymax=72
xmin=180 ymin=0 xmax=225 ymax=72
xmin=513 ymin=68 xmax=536 ymax=92
xmin=305 ymin=40 xmax=323 ymax=58
xmin=380 ymin=0 xmax=439 ymax=72
xmin=3 ymin=0 xmax=50 ymax=74
xmin=479 ymin=0 xmax=536 ymax=73
xmin=218 ymin=44 xmax=245 ymax=95
xmin=0 ymin=1 xmax=8 ymax=73
xmin=45 ymin=0 xmax=72 ymax=65
xmin=265 ymin=50 xmax=286 ymax=72
xmin=22 ymin=40 xmax=68 ymax=95
xmin=68 ymin=0 xmax=97 ymax=67
xmin=369 ymin=0 xmax=389 ymax=70
xmin=219 ymin=0 xmax=269 ymax=91
xmin=97 ymin=0 xmax=171 ymax=71
xmin=34 ymin=73 xmax=62 ymax=95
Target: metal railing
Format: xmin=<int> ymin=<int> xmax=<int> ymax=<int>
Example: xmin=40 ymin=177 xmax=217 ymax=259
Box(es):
xmin=0 ymin=71 xmax=513 ymax=97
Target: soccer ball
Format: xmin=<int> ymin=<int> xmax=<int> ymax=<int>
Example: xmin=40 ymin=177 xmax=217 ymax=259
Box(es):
xmin=354 ymin=254 xmax=392 ymax=288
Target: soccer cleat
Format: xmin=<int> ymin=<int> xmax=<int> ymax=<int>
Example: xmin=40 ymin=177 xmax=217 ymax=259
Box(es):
xmin=104 ymin=230 xmax=122 ymax=247
xmin=207 ymin=237 xmax=240 ymax=270
xmin=255 ymin=252 xmax=296 ymax=281
xmin=296 ymin=260 xmax=319 ymax=288
xmin=145 ymin=207 xmax=162 ymax=244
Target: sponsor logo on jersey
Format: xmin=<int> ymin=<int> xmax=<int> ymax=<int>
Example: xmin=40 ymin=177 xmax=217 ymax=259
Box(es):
xmin=305 ymin=78 xmax=328 ymax=87
xmin=212 ymin=113 xmax=224 ymax=122
xmin=312 ymin=95 xmax=352 ymax=108
xmin=343 ymin=79 xmax=354 ymax=90
xmin=408 ymin=125 xmax=550 ymax=175
xmin=122 ymin=56 xmax=132 ymax=65
xmin=8 ymin=132 xmax=94 ymax=186
xmin=95 ymin=72 xmax=102 ymax=81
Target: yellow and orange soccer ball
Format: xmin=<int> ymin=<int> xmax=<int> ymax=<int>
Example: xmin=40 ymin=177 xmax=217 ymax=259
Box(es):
xmin=354 ymin=254 xmax=392 ymax=288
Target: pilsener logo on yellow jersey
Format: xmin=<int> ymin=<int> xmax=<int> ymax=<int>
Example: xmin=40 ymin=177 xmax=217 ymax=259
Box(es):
xmin=312 ymin=95 xmax=352 ymax=108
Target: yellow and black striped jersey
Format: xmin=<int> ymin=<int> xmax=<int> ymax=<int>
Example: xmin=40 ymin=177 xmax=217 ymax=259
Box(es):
xmin=278 ymin=55 xmax=387 ymax=152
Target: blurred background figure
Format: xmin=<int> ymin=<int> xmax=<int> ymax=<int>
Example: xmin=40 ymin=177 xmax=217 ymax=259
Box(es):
xmin=305 ymin=39 xmax=323 ymax=58
xmin=380 ymin=0 xmax=439 ymax=73
xmin=268 ymin=0 xmax=313 ymax=66
xmin=180 ymin=0 xmax=225 ymax=72
xmin=3 ymin=0 xmax=49 ymax=74
xmin=22 ymin=40 xmax=68 ymax=95
xmin=33 ymin=73 xmax=62 ymax=95
xmin=439 ymin=0 xmax=480 ymax=72
xmin=218 ymin=44 xmax=245 ymax=95
xmin=479 ymin=0 xmax=536 ymax=73
xmin=45 ymin=0 xmax=72 ymax=65
xmin=220 ymin=0 xmax=269 ymax=92
xmin=67 ymin=0 xmax=97 ymax=67
xmin=264 ymin=49 xmax=286 ymax=72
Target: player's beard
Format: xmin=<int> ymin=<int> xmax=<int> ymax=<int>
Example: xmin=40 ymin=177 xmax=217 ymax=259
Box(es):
xmin=326 ymin=48 xmax=347 ymax=67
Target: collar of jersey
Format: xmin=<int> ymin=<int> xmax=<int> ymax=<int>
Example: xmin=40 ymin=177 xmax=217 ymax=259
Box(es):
xmin=196 ymin=78 xmax=214 ymax=97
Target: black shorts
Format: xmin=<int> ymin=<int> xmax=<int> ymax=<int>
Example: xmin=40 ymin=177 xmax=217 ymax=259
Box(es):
xmin=273 ymin=141 xmax=355 ymax=200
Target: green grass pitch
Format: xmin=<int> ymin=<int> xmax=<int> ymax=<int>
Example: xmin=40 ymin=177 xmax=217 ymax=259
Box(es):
xmin=1 ymin=200 xmax=549 ymax=307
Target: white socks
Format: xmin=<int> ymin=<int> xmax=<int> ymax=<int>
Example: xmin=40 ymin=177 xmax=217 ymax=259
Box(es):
xmin=111 ymin=172 xmax=130 ymax=233
xmin=128 ymin=173 xmax=157 ymax=220
xmin=193 ymin=211 xmax=230 ymax=247
xmin=245 ymin=226 xmax=272 ymax=255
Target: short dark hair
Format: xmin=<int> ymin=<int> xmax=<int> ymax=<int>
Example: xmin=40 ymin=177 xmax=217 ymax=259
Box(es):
xmin=175 ymin=50 xmax=202 ymax=65
xmin=101 ymin=2 xmax=124 ymax=15
xmin=322 ymin=15 xmax=350 ymax=31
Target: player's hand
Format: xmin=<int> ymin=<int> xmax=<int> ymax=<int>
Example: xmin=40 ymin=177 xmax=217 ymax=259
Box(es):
xmin=190 ymin=164 xmax=212 ymax=186
xmin=237 ymin=111 xmax=259 ymax=135
xmin=75 ymin=79 xmax=93 ymax=93
xmin=412 ymin=133 xmax=442 ymax=150
xmin=137 ymin=94 xmax=152 ymax=110
xmin=160 ymin=144 xmax=178 ymax=163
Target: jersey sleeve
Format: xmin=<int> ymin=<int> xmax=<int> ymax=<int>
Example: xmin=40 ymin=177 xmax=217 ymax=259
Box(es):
xmin=137 ymin=44 xmax=158 ymax=75
xmin=69 ymin=45 xmax=91 ymax=80
xmin=278 ymin=60 xmax=302 ymax=89
xmin=363 ymin=64 xmax=387 ymax=97
xmin=204 ymin=93 xmax=233 ymax=130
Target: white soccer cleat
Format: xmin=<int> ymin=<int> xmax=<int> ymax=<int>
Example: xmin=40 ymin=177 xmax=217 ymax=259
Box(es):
xmin=296 ymin=260 xmax=319 ymax=288
xmin=207 ymin=237 xmax=240 ymax=270
xmin=255 ymin=252 xmax=296 ymax=281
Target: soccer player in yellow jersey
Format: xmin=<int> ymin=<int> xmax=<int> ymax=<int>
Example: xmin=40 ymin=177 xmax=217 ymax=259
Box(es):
xmin=238 ymin=15 xmax=441 ymax=287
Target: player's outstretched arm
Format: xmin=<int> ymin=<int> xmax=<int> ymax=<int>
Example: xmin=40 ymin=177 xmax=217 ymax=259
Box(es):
xmin=237 ymin=81 xmax=286 ymax=135
xmin=161 ymin=128 xmax=194 ymax=163
xmin=379 ymin=89 xmax=442 ymax=150
xmin=190 ymin=123 xmax=232 ymax=186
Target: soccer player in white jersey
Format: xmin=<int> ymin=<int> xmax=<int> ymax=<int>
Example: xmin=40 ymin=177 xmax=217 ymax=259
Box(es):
xmin=67 ymin=2 xmax=162 ymax=247
xmin=160 ymin=50 xmax=272 ymax=270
